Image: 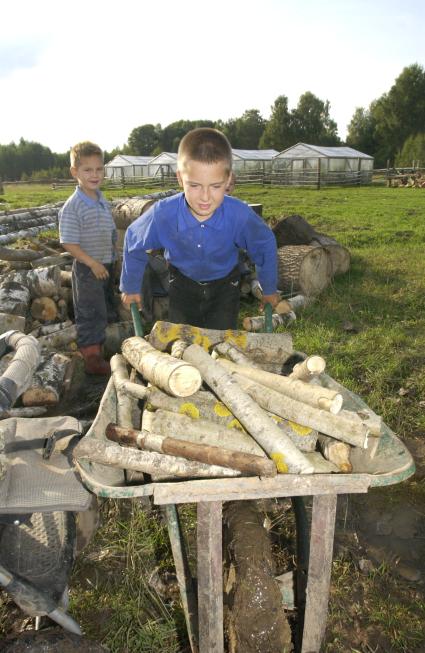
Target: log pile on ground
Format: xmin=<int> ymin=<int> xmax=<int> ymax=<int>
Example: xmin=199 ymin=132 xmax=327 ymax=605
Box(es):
xmin=75 ymin=320 xmax=384 ymax=481
xmin=388 ymin=171 xmax=425 ymax=188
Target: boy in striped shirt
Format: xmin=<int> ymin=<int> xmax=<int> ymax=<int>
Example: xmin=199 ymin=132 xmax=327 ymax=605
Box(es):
xmin=59 ymin=141 xmax=117 ymax=374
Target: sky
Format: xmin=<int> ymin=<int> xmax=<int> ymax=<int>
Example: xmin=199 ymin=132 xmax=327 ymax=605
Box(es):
xmin=1 ymin=0 xmax=425 ymax=153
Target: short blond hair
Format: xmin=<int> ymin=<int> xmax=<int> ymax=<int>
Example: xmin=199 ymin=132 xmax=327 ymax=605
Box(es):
xmin=177 ymin=128 xmax=232 ymax=172
xmin=70 ymin=141 xmax=103 ymax=168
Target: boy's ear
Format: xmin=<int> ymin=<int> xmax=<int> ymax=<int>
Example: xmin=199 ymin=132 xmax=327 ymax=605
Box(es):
xmin=70 ymin=166 xmax=78 ymax=179
xmin=176 ymin=170 xmax=183 ymax=187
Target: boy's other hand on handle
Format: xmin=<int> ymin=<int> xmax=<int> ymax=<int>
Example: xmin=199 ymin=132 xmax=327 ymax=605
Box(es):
xmin=260 ymin=293 xmax=280 ymax=311
xmin=121 ymin=293 xmax=142 ymax=309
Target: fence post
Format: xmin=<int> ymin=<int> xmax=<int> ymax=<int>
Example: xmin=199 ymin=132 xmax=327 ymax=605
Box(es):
xmin=317 ymin=159 xmax=321 ymax=190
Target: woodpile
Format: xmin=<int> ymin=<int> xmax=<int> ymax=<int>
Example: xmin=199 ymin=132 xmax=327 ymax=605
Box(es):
xmin=77 ymin=321 xmax=386 ymax=481
xmin=388 ymin=171 xmax=425 ymax=188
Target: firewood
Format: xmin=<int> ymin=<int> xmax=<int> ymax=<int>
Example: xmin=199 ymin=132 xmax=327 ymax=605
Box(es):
xmin=37 ymin=324 xmax=77 ymax=350
xmin=106 ymin=423 xmax=277 ymax=477
xmin=317 ymin=434 xmax=352 ymax=473
xmin=289 ymin=355 xmax=326 ymax=381
xmin=242 ymin=312 xmax=295 ymax=332
xmin=277 ymin=245 xmax=333 ymax=296
xmin=217 ymin=358 xmax=343 ymax=414
xmin=73 ymin=438 xmax=240 ymax=479
xmin=25 ymin=236 xmax=61 ymax=257
xmin=111 ymin=197 xmax=156 ymax=229
xmin=0 ymin=281 xmax=31 ymax=316
xmin=0 ymin=406 xmax=47 ymax=419
xmin=8 ymin=265 xmax=61 ymax=297
xmin=304 ymin=452 xmax=339 ymax=473
xmin=142 ymin=409 xmax=266 ymax=457
xmin=60 ymin=270 xmax=72 ymax=287
xmin=213 ymin=341 xmax=261 ymax=368
xmin=0 ymin=245 xmax=44 ymax=262
xmin=182 ymin=343 xmax=314 ymax=474
xmin=56 ymin=298 xmax=68 ymax=322
xmin=31 ymin=253 xmax=72 ymax=269
xmin=148 ymin=321 xmax=293 ymax=364
xmin=29 ymin=320 xmax=72 ymax=338
xmin=228 ymin=371 xmax=371 ymax=448
xmin=22 ymin=351 xmax=71 ymax=406
xmin=30 ymin=296 xmax=58 ymax=322
xmin=122 ymin=336 xmax=202 ymax=398
xmin=0 ymin=312 xmax=26 ymax=333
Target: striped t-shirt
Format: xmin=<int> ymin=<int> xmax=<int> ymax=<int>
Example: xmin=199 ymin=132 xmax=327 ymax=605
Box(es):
xmin=59 ymin=186 xmax=117 ymax=263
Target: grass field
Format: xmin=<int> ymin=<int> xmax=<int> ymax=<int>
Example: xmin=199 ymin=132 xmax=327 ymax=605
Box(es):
xmin=1 ymin=182 xmax=425 ymax=651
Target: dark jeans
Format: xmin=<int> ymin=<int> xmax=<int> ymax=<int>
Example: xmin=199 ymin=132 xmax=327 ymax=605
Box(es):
xmin=72 ymin=261 xmax=117 ymax=347
xmin=168 ymin=265 xmax=240 ymax=330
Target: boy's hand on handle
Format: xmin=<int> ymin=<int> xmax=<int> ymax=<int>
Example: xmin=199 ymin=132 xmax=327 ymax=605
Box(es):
xmin=90 ymin=261 xmax=109 ymax=280
xmin=121 ymin=292 xmax=142 ymax=309
xmin=260 ymin=293 xmax=280 ymax=311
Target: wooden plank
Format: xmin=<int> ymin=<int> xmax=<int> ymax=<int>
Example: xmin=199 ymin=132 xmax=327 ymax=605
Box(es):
xmin=197 ymin=501 xmax=223 ymax=653
xmin=301 ymin=494 xmax=337 ymax=653
xmin=153 ymin=474 xmax=370 ymax=505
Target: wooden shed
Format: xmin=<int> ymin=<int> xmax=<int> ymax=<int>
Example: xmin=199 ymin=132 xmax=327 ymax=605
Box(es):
xmin=104 ymin=155 xmax=153 ymax=179
xmin=272 ymin=143 xmax=374 ymax=187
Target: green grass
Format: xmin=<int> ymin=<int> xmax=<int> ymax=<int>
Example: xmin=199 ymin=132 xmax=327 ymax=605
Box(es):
xmin=1 ymin=182 xmax=425 ymax=650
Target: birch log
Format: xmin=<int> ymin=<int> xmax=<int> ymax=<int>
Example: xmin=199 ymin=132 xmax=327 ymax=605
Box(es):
xmin=289 ymin=355 xmax=326 ymax=381
xmin=31 ymin=254 xmax=72 ymax=269
xmin=122 ymin=336 xmax=202 ymax=397
xmin=0 ymin=281 xmax=31 ymax=316
xmin=242 ymin=312 xmax=295 ymax=332
xmin=106 ymin=423 xmax=276 ymax=477
xmin=142 ymin=409 xmax=266 ymax=457
xmin=213 ymin=341 xmax=261 ymax=368
xmin=229 ymin=371 xmax=370 ymax=448
xmin=21 ymin=351 xmax=71 ymax=406
xmin=73 ymin=438 xmax=240 ymax=479
xmin=37 ymin=324 xmax=77 ymax=350
xmin=0 ymin=312 xmax=26 ymax=333
xmin=8 ymin=266 xmax=61 ymax=297
xmin=218 ymin=358 xmax=343 ymax=414
xmin=182 ymin=344 xmax=313 ymax=474
xmin=148 ymin=321 xmax=293 ymax=364
xmin=317 ymin=434 xmax=352 ymax=473
xmin=30 ymin=296 xmax=58 ymax=322
xmin=0 ymin=245 xmax=43 ymax=262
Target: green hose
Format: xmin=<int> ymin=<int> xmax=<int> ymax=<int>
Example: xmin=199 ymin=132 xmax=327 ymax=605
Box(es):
xmin=130 ymin=303 xmax=144 ymax=337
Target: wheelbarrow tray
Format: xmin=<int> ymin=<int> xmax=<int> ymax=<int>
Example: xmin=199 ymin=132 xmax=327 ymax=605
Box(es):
xmin=75 ymin=374 xmax=415 ymax=500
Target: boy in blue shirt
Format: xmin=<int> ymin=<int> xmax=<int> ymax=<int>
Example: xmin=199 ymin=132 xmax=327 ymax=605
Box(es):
xmin=59 ymin=141 xmax=117 ymax=374
xmin=120 ymin=128 xmax=279 ymax=330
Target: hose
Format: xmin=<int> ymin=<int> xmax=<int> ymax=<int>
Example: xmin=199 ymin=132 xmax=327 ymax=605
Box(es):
xmin=0 ymin=330 xmax=41 ymax=412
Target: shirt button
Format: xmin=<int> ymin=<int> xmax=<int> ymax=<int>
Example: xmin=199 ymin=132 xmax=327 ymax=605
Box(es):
xmin=197 ymin=244 xmax=201 ymax=248
xmin=201 ymin=224 xmax=205 ymax=228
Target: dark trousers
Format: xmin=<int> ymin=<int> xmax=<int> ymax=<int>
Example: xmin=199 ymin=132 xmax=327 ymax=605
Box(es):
xmin=168 ymin=265 xmax=240 ymax=330
xmin=72 ymin=261 xmax=117 ymax=347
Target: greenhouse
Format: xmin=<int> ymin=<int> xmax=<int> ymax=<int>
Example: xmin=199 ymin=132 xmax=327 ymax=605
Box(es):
xmin=272 ymin=143 xmax=374 ymax=186
xmin=104 ymin=155 xmax=153 ymax=179
xmin=147 ymin=152 xmax=178 ymax=177
xmin=232 ymin=149 xmax=279 ymax=174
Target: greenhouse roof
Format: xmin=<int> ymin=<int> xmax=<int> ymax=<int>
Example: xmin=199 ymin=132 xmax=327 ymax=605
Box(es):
xmin=149 ymin=152 xmax=178 ymax=164
xmin=105 ymin=155 xmax=153 ymax=167
xmin=275 ymin=143 xmax=373 ymax=159
xmin=232 ymin=149 xmax=279 ymax=160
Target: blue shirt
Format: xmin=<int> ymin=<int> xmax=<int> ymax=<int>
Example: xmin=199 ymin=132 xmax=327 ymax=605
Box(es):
xmin=120 ymin=192 xmax=277 ymax=295
xmin=59 ymin=186 xmax=117 ymax=264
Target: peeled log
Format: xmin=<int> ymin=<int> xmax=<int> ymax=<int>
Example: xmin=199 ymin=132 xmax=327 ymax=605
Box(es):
xmin=122 ymin=336 xmax=202 ymax=397
xmin=148 ymin=321 xmax=293 ymax=364
xmin=0 ymin=281 xmax=31 ymax=316
xmin=22 ymin=351 xmax=71 ymax=406
xmin=289 ymin=355 xmax=326 ymax=381
xmin=318 ymin=433 xmax=352 ymax=473
xmin=242 ymin=312 xmax=295 ymax=332
xmin=229 ymin=371 xmax=370 ymax=448
xmin=30 ymin=296 xmax=58 ymax=322
xmin=277 ymin=245 xmax=332 ymax=296
xmin=111 ymin=197 xmax=156 ymax=229
xmin=182 ymin=343 xmax=313 ymax=474
xmin=143 ymin=409 xmax=266 ymax=457
xmin=73 ymin=437 xmax=240 ymax=479
xmin=106 ymin=423 xmax=276 ymax=477
xmin=217 ymin=358 xmax=343 ymax=414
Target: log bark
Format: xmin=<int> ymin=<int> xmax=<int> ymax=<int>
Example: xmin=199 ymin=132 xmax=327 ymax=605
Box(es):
xmin=36 ymin=324 xmax=77 ymax=349
xmin=182 ymin=344 xmax=313 ymax=474
xmin=213 ymin=342 xmax=261 ymax=368
xmin=73 ymin=438 xmax=240 ymax=479
xmin=0 ymin=312 xmax=26 ymax=333
xmin=31 ymin=253 xmax=72 ymax=269
xmin=0 ymin=406 xmax=47 ymax=419
xmin=0 ymin=223 xmax=58 ymax=245
xmin=106 ymin=423 xmax=276 ymax=477
xmin=277 ymin=245 xmax=332 ymax=296
xmin=56 ymin=298 xmax=68 ymax=321
xmin=242 ymin=311 xmax=295 ymax=332
xmin=228 ymin=371 xmax=370 ymax=448
xmin=22 ymin=351 xmax=71 ymax=406
xmin=0 ymin=281 xmax=31 ymax=316
xmin=111 ymin=197 xmax=156 ymax=229
xmin=60 ymin=270 xmax=72 ymax=287
xmin=122 ymin=336 xmax=202 ymax=397
xmin=0 ymin=245 xmax=44 ymax=262
xmin=148 ymin=321 xmax=293 ymax=364
xmin=218 ymin=358 xmax=343 ymax=414
xmin=30 ymin=296 xmax=58 ymax=322
xmin=142 ymin=409 xmax=266 ymax=457
xmin=8 ymin=265 xmax=61 ymax=297
xmin=29 ymin=320 xmax=73 ymax=338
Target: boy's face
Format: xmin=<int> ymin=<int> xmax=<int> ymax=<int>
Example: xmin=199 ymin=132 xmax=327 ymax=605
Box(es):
xmin=177 ymin=159 xmax=232 ymax=221
xmin=70 ymin=154 xmax=104 ymax=198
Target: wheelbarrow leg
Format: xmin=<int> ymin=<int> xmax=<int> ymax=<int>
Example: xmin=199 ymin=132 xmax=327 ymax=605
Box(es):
xmin=301 ymin=493 xmax=337 ymax=653
xmin=197 ymin=501 xmax=223 ymax=653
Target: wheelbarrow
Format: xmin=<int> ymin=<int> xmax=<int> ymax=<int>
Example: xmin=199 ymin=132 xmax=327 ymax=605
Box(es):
xmin=74 ymin=306 xmax=415 ymax=653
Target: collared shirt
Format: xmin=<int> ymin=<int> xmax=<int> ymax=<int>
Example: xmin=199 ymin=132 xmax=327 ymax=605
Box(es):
xmin=59 ymin=186 xmax=117 ymax=263
xmin=120 ymin=192 xmax=277 ymax=295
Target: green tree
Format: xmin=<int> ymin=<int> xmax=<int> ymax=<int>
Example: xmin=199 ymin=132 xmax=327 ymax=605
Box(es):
xmin=396 ymin=133 xmax=425 ymax=167
xmin=346 ymin=106 xmax=378 ymax=155
xmin=259 ymin=95 xmax=294 ymax=151
xmin=228 ymin=109 xmax=266 ymax=149
xmin=128 ymin=124 xmax=162 ymax=155
xmin=161 ymin=120 xmax=215 ymax=152
xmin=292 ymin=92 xmax=340 ymax=145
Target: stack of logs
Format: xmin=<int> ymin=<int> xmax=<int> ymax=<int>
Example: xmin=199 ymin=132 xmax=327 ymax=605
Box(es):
xmin=75 ymin=320 xmax=383 ymax=479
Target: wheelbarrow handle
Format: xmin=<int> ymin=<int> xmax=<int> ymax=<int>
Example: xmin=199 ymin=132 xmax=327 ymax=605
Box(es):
xmin=130 ymin=302 xmax=144 ymax=338
xmin=264 ymin=302 xmax=273 ymax=333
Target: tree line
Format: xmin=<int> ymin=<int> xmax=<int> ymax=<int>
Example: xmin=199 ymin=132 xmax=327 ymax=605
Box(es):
xmin=0 ymin=64 xmax=424 ymax=182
